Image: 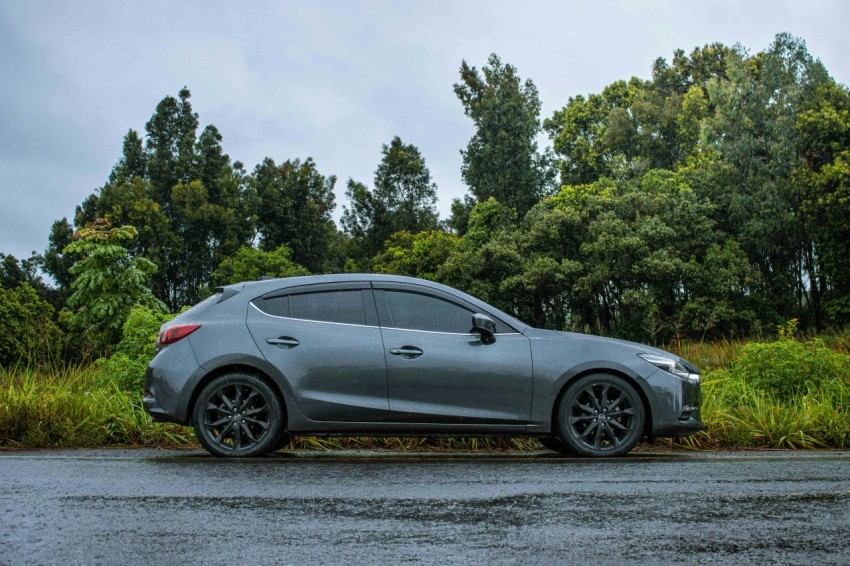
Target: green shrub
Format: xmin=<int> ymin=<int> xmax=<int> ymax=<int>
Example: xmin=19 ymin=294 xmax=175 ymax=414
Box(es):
xmin=675 ymin=326 xmax=850 ymax=450
xmin=727 ymin=336 xmax=850 ymax=400
xmin=0 ymin=283 xmax=63 ymax=366
xmin=96 ymin=305 xmax=175 ymax=393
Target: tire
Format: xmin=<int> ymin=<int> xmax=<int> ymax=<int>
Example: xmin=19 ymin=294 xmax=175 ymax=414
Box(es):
xmin=193 ymin=372 xmax=283 ymax=458
xmin=556 ymin=373 xmax=645 ymax=457
xmin=269 ymin=430 xmax=292 ymax=453
xmin=537 ymin=436 xmax=573 ymax=454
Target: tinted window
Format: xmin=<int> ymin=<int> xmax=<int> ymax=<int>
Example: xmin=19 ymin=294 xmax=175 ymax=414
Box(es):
xmin=255 ymin=291 xmax=366 ymax=325
xmin=254 ymin=295 xmax=290 ymax=317
xmin=381 ymin=291 xmax=473 ymax=333
xmin=290 ymin=290 xmax=366 ymax=325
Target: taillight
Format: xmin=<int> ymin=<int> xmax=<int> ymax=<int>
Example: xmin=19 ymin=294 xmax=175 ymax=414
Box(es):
xmin=158 ymin=324 xmax=201 ymax=345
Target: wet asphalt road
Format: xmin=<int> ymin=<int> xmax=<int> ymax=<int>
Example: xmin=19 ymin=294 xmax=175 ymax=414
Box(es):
xmin=1 ymin=449 xmax=849 ymax=565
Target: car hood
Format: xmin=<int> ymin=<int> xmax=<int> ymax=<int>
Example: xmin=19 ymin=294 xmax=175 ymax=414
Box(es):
xmin=550 ymin=330 xmax=698 ymax=371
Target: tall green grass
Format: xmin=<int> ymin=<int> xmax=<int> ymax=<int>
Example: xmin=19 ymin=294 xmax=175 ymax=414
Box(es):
xmin=671 ymin=328 xmax=850 ymax=450
xmin=0 ymin=363 xmax=190 ymax=448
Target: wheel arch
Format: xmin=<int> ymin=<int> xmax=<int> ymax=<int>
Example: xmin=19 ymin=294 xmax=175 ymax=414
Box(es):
xmin=549 ymin=367 xmax=654 ymax=439
xmin=187 ymin=362 xmax=290 ymax=428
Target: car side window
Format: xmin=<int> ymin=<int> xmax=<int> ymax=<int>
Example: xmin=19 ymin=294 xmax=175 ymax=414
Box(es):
xmin=255 ymin=295 xmax=290 ymax=317
xmin=255 ymin=290 xmax=367 ymax=326
xmin=380 ymin=290 xmax=474 ymax=334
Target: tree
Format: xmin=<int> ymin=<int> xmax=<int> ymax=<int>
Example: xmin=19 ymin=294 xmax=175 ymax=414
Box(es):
xmin=68 ymin=88 xmax=255 ymax=309
xmin=697 ymin=33 xmax=831 ymax=325
xmin=796 ymin=80 xmax=850 ymax=324
xmin=108 ymin=129 xmax=147 ymax=184
xmin=43 ymin=218 xmax=76 ymax=293
xmin=144 ymin=87 xmax=199 ymax=208
xmin=1 ymin=252 xmax=43 ymax=291
xmin=0 ymin=283 xmax=62 ymax=366
xmin=444 ymin=194 xmax=476 ymax=235
xmin=372 ymin=230 xmax=459 ymax=281
xmin=62 ymin=219 xmax=166 ymax=354
xmin=212 ymin=245 xmax=309 ymax=285
xmin=454 ymin=54 xmax=555 ymax=216
xmin=342 ymin=136 xmax=439 ymax=262
xmin=544 ymin=44 xmax=730 ymax=186
xmin=252 ymin=157 xmax=338 ymax=273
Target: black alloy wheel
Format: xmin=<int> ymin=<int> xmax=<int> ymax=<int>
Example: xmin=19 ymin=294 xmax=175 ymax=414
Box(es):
xmin=193 ymin=373 xmax=282 ymax=457
xmin=557 ymin=374 xmax=644 ymax=457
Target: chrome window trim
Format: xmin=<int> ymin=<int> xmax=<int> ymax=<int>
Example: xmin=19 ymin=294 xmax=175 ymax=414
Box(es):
xmin=380 ymin=325 xmax=522 ymax=337
xmin=249 ymin=302 xmax=376 ymax=329
xmin=250 ymin=303 xmax=521 ymax=336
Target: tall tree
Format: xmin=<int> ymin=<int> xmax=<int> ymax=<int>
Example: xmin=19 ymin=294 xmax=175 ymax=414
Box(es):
xmin=144 ymin=87 xmax=199 ymax=208
xmin=342 ymin=136 xmax=439 ymax=262
xmin=252 ymin=157 xmax=338 ymax=273
xmin=698 ymin=33 xmax=831 ymax=324
xmin=108 ymin=129 xmax=147 ymax=184
xmin=43 ymin=218 xmax=76 ymax=297
xmin=66 ymin=88 xmax=253 ymax=309
xmin=796 ymin=80 xmax=850 ymax=324
xmin=454 ymin=54 xmax=555 ymax=216
xmin=544 ymin=44 xmax=731 ymax=186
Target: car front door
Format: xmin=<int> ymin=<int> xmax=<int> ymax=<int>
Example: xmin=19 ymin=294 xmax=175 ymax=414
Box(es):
xmin=374 ymin=285 xmax=533 ymax=424
xmin=247 ymin=283 xmax=388 ymax=422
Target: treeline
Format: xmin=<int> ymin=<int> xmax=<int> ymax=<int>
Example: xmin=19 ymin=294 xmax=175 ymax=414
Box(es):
xmin=3 ymin=32 xmax=850 ymax=364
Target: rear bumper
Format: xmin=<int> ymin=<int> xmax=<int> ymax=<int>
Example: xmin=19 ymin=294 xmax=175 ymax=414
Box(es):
xmin=142 ymin=339 xmax=202 ymax=425
xmin=142 ymin=392 xmax=184 ymax=424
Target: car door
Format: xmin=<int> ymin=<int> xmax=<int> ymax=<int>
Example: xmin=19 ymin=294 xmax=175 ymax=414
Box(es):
xmin=247 ymin=283 xmax=389 ymax=422
xmin=374 ymin=284 xmax=533 ymax=424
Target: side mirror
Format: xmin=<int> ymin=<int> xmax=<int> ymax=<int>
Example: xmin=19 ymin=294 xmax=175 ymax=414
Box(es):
xmin=471 ymin=313 xmax=497 ymax=345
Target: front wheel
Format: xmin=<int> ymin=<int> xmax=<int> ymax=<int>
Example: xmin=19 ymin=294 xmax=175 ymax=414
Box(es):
xmin=556 ymin=374 xmax=645 ymax=457
xmin=193 ymin=373 xmax=282 ymax=458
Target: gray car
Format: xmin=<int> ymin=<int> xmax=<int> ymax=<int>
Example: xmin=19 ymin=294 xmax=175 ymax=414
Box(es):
xmin=144 ymin=274 xmax=702 ymax=457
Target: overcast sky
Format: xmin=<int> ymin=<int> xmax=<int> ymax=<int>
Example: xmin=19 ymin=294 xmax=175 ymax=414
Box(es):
xmin=2 ymin=0 xmax=848 ymax=262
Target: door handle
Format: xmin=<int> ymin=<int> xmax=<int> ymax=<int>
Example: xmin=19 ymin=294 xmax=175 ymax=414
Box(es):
xmin=389 ymin=346 xmax=423 ymax=359
xmin=267 ymin=336 xmax=300 ymax=349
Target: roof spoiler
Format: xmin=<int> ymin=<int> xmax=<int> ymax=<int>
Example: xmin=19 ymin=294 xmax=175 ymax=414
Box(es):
xmin=214 ymin=286 xmax=241 ymax=304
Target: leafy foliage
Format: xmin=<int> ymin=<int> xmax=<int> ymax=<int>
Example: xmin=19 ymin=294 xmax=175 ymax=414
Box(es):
xmin=96 ymin=305 xmax=175 ymax=392
xmin=372 ymin=230 xmax=460 ymax=281
xmin=342 ymin=137 xmax=440 ymax=265
xmin=0 ymin=283 xmax=62 ymax=366
xmin=212 ymin=245 xmax=309 ymax=285
xmin=253 ymin=157 xmax=339 ymax=273
xmin=455 ymin=54 xmax=556 ymax=216
xmin=715 ymin=321 xmax=850 ymax=400
xmin=62 ymin=220 xmax=167 ymax=355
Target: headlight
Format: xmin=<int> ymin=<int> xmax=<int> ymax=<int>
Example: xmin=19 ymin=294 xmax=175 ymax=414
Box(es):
xmin=638 ymin=353 xmax=700 ymax=382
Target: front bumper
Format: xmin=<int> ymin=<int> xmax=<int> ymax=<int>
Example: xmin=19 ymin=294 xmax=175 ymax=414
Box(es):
xmin=645 ymin=369 xmax=704 ymax=438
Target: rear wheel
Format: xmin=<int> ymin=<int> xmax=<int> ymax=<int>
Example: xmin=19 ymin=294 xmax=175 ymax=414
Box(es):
xmin=557 ymin=374 xmax=644 ymax=457
xmin=193 ymin=373 xmax=282 ymax=458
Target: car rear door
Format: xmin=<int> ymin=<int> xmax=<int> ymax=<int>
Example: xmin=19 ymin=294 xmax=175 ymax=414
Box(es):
xmin=247 ymin=282 xmax=388 ymax=422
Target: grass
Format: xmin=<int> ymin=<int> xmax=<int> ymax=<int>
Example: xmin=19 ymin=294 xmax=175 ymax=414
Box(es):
xmin=0 ymin=363 xmax=190 ymax=449
xmin=669 ymin=330 xmax=850 ymax=450
xmin=2 ymin=332 xmax=849 ymax=451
